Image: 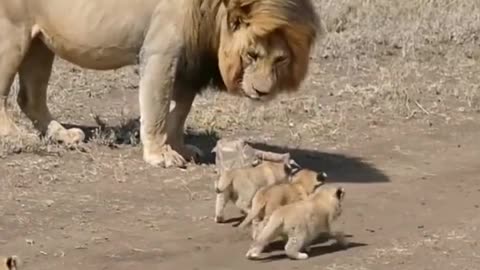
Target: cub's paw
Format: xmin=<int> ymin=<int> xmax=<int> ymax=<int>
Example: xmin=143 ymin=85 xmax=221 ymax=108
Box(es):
xmin=245 ymin=246 xmax=262 ymax=260
xmin=333 ymin=231 xmax=349 ymax=248
xmin=214 ymin=216 xmax=225 ymax=223
xmin=291 ymin=252 xmax=309 ymax=260
xmin=143 ymin=145 xmax=187 ymax=168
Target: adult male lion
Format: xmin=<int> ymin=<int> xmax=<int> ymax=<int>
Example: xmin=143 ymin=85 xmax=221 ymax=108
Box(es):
xmin=0 ymin=0 xmax=320 ymax=168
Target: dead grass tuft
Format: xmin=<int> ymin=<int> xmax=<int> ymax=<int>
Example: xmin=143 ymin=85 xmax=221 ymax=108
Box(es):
xmin=318 ymin=0 xmax=480 ymax=59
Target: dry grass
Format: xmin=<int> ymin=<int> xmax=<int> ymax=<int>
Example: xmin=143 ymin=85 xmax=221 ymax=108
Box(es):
xmin=0 ymin=0 xmax=479 ymax=154
xmin=318 ymin=0 xmax=480 ymax=59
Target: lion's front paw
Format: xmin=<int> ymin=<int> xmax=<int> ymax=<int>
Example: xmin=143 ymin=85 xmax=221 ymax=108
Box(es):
xmin=46 ymin=121 xmax=85 ymax=145
xmin=143 ymin=145 xmax=187 ymax=168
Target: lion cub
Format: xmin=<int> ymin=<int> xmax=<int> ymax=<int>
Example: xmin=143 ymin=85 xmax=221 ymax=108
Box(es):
xmin=214 ymin=159 xmax=297 ymax=223
xmin=1 ymin=256 xmax=18 ymax=270
xmin=245 ymin=186 xmax=348 ymax=260
xmin=238 ymin=169 xmax=327 ymax=239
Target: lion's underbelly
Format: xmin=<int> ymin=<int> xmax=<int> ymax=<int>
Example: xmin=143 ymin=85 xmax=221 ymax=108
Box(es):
xmin=38 ymin=29 xmax=140 ymax=70
xmin=31 ymin=0 xmax=160 ymax=70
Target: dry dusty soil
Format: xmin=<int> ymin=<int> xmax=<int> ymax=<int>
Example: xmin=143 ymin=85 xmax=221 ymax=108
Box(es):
xmin=1 ymin=1 xmax=480 ymax=269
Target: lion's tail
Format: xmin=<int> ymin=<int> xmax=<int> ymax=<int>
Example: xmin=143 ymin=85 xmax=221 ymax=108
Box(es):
xmin=255 ymin=212 xmax=284 ymax=244
xmin=238 ymin=192 xmax=266 ymax=228
xmin=215 ymin=171 xmax=233 ymax=193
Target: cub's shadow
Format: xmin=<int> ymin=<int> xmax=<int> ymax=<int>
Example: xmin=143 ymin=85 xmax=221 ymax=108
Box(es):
xmin=66 ymin=120 xmax=389 ymax=184
xmin=254 ymin=234 xmax=367 ymax=262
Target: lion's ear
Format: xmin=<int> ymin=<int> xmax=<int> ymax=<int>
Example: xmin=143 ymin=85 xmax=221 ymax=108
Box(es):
xmin=223 ymin=0 xmax=253 ymax=31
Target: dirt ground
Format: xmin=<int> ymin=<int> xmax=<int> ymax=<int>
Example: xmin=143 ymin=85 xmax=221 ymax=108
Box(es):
xmin=1 ymin=1 xmax=480 ymax=269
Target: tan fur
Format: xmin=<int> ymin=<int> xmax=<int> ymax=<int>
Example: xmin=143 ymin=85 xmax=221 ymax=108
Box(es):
xmin=245 ymin=185 xmax=348 ymax=260
xmin=214 ymin=159 xmax=294 ymax=223
xmin=0 ymin=0 xmax=321 ymax=168
xmin=238 ymin=169 xmax=327 ymax=239
xmin=1 ymin=256 xmax=18 ymax=270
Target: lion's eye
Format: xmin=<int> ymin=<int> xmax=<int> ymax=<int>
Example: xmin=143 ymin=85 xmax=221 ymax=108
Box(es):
xmin=275 ymin=55 xmax=288 ymax=64
xmin=247 ymin=51 xmax=259 ymax=61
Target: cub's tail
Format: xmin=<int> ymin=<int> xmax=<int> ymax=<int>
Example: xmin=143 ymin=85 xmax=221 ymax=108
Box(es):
xmin=255 ymin=211 xmax=284 ymax=244
xmin=238 ymin=191 xmax=266 ymax=228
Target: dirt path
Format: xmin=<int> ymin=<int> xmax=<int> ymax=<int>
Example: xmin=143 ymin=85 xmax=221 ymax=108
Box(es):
xmin=1 ymin=113 xmax=479 ymax=270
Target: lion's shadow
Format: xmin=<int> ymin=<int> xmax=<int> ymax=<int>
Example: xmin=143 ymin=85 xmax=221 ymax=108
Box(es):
xmin=66 ymin=119 xmax=389 ymax=184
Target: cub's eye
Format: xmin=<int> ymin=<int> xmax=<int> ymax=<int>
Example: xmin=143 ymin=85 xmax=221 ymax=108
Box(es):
xmin=247 ymin=51 xmax=259 ymax=61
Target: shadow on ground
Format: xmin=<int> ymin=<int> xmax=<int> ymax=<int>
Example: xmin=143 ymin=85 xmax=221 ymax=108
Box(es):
xmin=255 ymin=239 xmax=367 ymax=262
xmin=248 ymin=142 xmax=390 ymax=183
xmin=65 ymin=120 xmax=389 ymax=184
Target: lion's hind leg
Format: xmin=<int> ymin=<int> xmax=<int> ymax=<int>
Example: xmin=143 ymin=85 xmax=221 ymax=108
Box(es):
xmin=17 ymin=38 xmax=85 ymax=145
xmin=0 ymin=23 xmax=31 ymax=137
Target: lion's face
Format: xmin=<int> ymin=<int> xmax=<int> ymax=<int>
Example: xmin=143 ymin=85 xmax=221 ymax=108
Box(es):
xmin=217 ymin=0 xmax=320 ymax=101
xmin=238 ymin=32 xmax=294 ymax=101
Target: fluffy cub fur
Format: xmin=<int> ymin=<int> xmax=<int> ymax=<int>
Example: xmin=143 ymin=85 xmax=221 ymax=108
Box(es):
xmin=1 ymin=256 xmax=18 ymax=270
xmin=214 ymin=159 xmax=296 ymax=223
xmin=245 ymin=186 xmax=348 ymax=260
xmin=238 ymin=169 xmax=327 ymax=239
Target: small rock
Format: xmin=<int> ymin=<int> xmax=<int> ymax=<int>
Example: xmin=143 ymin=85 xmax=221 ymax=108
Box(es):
xmin=417 ymin=225 xmax=424 ymax=229
xmin=26 ymin=239 xmax=35 ymax=245
xmin=44 ymin=200 xmax=55 ymax=207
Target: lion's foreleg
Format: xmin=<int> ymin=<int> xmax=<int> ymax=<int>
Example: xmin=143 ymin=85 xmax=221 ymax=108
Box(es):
xmin=138 ymin=48 xmax=187 ymax=168
xmin=166 ymin=88 xmax=203 ymax=162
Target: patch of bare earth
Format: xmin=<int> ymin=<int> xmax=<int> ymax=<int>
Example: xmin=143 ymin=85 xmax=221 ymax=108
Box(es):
xmin=1 ymin=0 xmax=480 ymax=269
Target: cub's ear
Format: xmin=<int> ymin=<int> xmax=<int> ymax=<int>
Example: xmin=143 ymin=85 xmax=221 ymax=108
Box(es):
xmin=6 ymin=256 xmax=18 ymax=270
xmin=316 ymin=171 xmax=328 ymax=182
xmin=223 ymin=0 xmax=253 ymax=31
xmin=284 ymin=164 xmax=299 ymax=175
xmin=284 ymin=159 xmax=301 ymax=175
